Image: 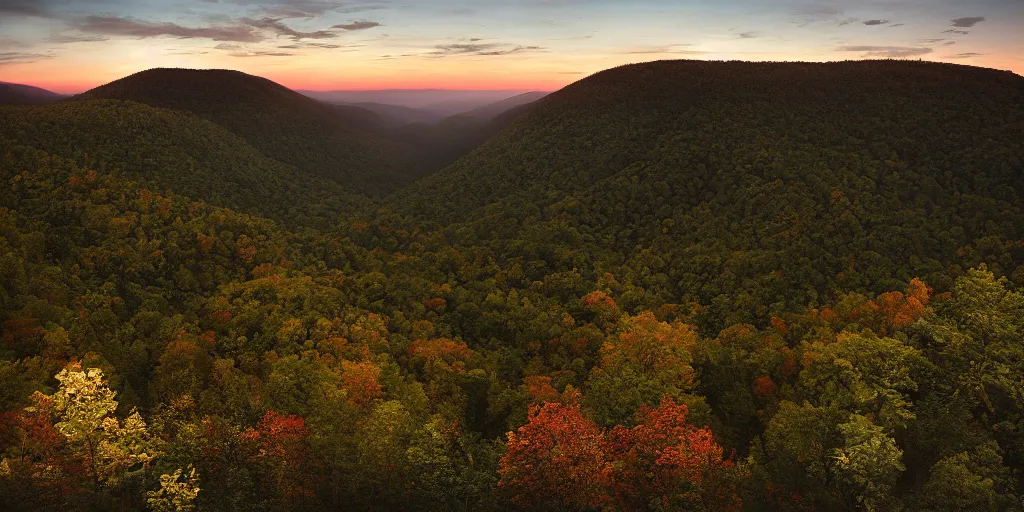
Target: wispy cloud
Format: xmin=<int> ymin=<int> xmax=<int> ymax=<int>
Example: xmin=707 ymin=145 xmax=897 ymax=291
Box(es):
xmin=241 ymin=17 xmax=337 ymax=39
xmin=332 ymin=20 xmax=380 ymax=30
xmin=427 ymin=43 xmax=544 ymax=57
xmin=48 ymin=33 xmax=108 ymax=43
xmin=862 ymin=19 xmax=889 ymax=26
xmin=942 ymin=29 xmax=969 ymax=35
xmin=75 ymin=15 xmax=265 ymax=42
xmin=0 ymin=51 xmax=54 ymax=65
xmin=836 ymin=45 xmax=933 ymax=58
xmin=619 ymin=44 xmax=703 ymax=55
xmin=240 ymin=0 xmax=386 ymax=19
xmin=950 ymin=16 xmax=985 ymax=28
xmin=229 ymin=50 xmax=296 ymax=57
xmin=0 ymin=0 xmax=49 ymax=17
xmin=944 ymin=52 xmax=984 ymax=59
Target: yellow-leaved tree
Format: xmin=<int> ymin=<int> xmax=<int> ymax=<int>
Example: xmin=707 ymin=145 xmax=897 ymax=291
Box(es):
xmin=30 ymin=363 xmax=160 ymax=490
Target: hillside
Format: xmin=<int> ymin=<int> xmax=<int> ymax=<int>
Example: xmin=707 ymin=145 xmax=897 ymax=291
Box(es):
xmin=0 ymin=82 xmax=64 ymax=105
xmin=391 ymin=60 xmax=1024 ymax=325
xmin=450 ymin=91 xmax=548 ymax=121
xmin=0 ymin=100 xmax=367 ymax=226
xmin=76 ymin=68 xmax=414 ymax=195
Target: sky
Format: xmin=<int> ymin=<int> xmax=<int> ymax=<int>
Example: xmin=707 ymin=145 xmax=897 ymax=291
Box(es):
xmin=0 ymin=0 xmax=1022 ymax=93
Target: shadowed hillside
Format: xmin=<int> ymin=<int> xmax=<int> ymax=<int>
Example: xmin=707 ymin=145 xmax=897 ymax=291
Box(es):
xmin=77 ymin=68 xmax=415 ymax=195
xmin=0 ymin=100 xmax=367 ymax=227
xmin=391 ymin=59 xmax=1024 ymax=326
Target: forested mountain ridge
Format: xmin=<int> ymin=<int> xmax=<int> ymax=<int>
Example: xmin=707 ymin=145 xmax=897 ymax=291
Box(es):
xmin=390 ymin=59 xmax=1024 ymax=329
xmin=1 ymin=59 xmax=1023 ymax=511
xmin=0 ymin=99 xmax=368 ymax=228
xmin=77 ymin=68 xmax=416 ymax=195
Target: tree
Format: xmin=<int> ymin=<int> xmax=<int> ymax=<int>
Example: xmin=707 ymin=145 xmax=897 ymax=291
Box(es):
xmin=916 ymin=268 xmax=1024 ymax=421
xmin=240 ymin=410 xmax=313 ymax=501
xmin=147 ymin=466 xmax=200 ymax=512
xmin=800 ymin=331 xmax=921 ymax=430
xmin=920 ymin=442 xmax=1017 ymax=512
xmin=498 ymin=402 xmax=609 ymax=510
xmin=831 ymin=414 xmax=904 ymax=512
xmin=35 ymin=363 xmax=158 ymax=491
xmin=587 ymin=312 xmax=698 ymax=426
xmin=603 ymin=398 xmax=742 ymax=512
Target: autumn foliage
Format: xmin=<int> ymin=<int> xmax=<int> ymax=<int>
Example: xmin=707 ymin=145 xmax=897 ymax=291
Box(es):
xmin=498 ymin=398 xmax=742 ymax=511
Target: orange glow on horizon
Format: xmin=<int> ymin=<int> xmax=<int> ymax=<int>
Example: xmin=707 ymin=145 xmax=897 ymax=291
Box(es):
xmin=5 ymin=57 xmax=1022 ymax=95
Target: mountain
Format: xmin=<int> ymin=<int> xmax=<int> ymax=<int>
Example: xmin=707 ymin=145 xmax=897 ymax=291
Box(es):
xmin=0 ymin=82 xmax=64 ymax=105
xmin=348 ymin=102 xmax=448 ymax=128
xmin=391 ymin=60 xmax=1024 ymax=326
xmin=0 ymin=100 xmax=366 ymax=227
xmin=76 ymin=68 xmax=414 ymax=195
xmin=446 ymin=91 xmax=548 ymax=122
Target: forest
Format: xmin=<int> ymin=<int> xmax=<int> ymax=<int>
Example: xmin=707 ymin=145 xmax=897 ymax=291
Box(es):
xmin=1 ymin=59 xmax=1023 ymax=511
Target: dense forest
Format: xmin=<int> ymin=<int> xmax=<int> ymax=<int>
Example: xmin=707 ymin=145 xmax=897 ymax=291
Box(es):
xmin=1 ymin=60 xmax=1023 ymax=511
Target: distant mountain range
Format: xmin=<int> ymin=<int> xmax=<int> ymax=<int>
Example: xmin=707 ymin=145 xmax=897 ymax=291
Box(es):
xmin=0 ymin=81 xmax=65 ymax=105
xmin=299 ymin=88 xmax=541 ymax=113
xmin=0 ymin=68 xmax=549 ymax=205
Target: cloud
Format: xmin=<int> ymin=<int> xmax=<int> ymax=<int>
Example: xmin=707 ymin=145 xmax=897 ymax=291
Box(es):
xmin=836 ymin=45 xmax=933 ymax=58
xmin=233 ymin=0 xmax=388 ymax=19
xmin=75 ymin=15 xmax=264 ymax=42
xmin=889 ymin=23 xmax=905 ymax=27
xmin=332 ymin=20 xmax=380 ymax=30
xmin=0 ymin=0 xmax=49 ymax=17
xmin=428 ymin=43 xmax=544 ymax=57
xmin=838 ymin=18 xmax=858 ymax=26
xmin=790 ymin=5 xmax=843 ymax=27
xmin=48 ymin=33 xmax=108 ymax=43
xmin=950 ymin=17 xmax=985 ymax=28
xmin=279 ymin=41 xmax=361 ymax=49
xmin=862 ymin=19 xmax=889 ymax=26
xmin=241 ymin=17 xmax=336 ymax=39
xmin=943 ymin=29 xmax=969 ymax=35
xmin=945 ymin=52 xmax=984 ymax=59
xmin=619 ymin=45 xmax=704 ymax=55
xmin=229 ymin=50 xmax=296 ymax=57
xmin=0 ymin=51 xmax=54 ymax=65
xmin=943 ymin=41 xmax=956 ymax=45
xmin=738 ymin=32 xmax=759 ymax=39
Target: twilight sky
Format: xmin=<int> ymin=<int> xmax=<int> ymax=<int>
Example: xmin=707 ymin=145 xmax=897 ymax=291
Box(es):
xmin=0 ymin=0 xmax=1021 ymax=93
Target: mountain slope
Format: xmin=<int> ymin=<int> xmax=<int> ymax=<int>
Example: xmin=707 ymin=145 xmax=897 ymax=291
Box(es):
xmin=450 ymin=91 xmax=548 ymax=121
xmin=390 ymin=60 xmax=1024 ymax=325
xmin=0 ymin=100 xmax=367 ymax=226
xmin=76 ymin=68 xmax=414 ymax=195
xmin=0 ymin=82 xmax=64 ymax=105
